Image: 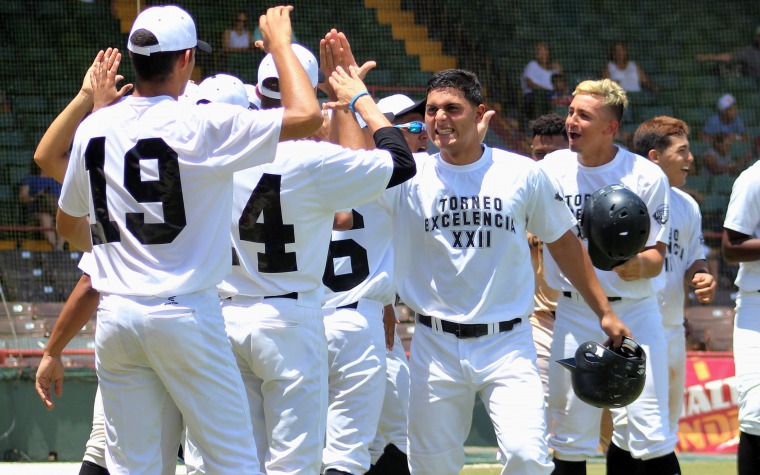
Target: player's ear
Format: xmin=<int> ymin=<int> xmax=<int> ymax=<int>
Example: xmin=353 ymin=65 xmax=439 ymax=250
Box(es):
xmin=647 ymin=149 xmax=659 ymax=163
xmin=475 ymin=104 xmax=486 ymax=122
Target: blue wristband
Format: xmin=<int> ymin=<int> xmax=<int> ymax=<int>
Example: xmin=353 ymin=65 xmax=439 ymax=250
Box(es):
xmin=348 ymin=91 xmax=370 ymax=113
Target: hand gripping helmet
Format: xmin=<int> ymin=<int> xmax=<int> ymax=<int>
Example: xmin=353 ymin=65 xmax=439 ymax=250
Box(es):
xmin=557 ymin=337 xmax=646 ymax=408
xmin=580 ymin=184 xmax=650 ymax=271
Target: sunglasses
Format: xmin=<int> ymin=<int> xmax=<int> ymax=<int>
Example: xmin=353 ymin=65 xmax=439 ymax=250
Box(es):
xmin=394 ymin=121 xmax=426 ymax=134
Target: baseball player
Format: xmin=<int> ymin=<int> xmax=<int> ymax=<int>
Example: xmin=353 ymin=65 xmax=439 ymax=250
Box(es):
xmin=539 ymin=79 xmax=679 ymax=474
xmin=321 ymin=88 xmax=428 ymax=475
xmin=390 ymin=69 xmax=628 ymax=475
xmin=629 ymin=115 xmax=716 ymax=467
xmin=48 ymin=5 xmax=323 ymax=473
xmin=722 ymin=143 xmax=760 ymax=475
xmin=526 ymin=113 xmax=568 ymax=405
xmin=187 ymin=36 xmax=415 ymax=474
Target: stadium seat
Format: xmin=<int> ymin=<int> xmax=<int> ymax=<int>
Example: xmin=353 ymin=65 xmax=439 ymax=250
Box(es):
xmin=704 ymin=320 xmax=734 ymax=352
xmin=711 ymin=175 xmax=736 ymax=196
xmin=684 ymin=306 xmax=734 ymax=351
xmin=0 ymin=131 xmax=28 ymax=148
xmin=685 ymin=175 xmax=711 ymax=195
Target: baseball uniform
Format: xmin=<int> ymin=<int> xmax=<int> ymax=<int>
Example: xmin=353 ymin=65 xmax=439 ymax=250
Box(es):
xmin=215 ymin=130 xmax=411 ymax=475
xmin=59 ymin=91 xmax=283 ymax=474
xmin=392 ymin=145 xmax=575 ymax=474
xmin=539 ymin=147 xmax=676 ymax=462
xmin=724 ymin=161 xmax=760 ymax=438
xmin=321 ymin=195 xmax=395 ymax=474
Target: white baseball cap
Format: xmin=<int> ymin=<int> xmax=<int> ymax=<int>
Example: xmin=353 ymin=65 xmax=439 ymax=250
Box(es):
xmin=178 ymin=81 xmax=199 ymax=104
xmin=128 ymin=5 xmax=211 ymax=56
xmin=244 ymin=84 xmax=261 ymax=110
xmin=257 ymin=44 xmax=324 ymax=99
xmin=195 ymin=74 xmax=249 ymax=108
xmin=717 ymin=93 xmax=736 ymax=111
xmin=377 ymin=94 xmax=425 ymax=121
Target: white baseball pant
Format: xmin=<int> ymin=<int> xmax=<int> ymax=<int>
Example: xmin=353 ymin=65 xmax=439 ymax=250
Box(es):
xmin=83 ymin=385 xmax=184 ymax=475
xmin=549 ymin=295 xmax=677 ymax=461
xmin=95 ymin=289 xmax=261 ymax=474
xmin=734 ymin=291 xmax=760 ymax=436
xmin=323 ymin=298 xmax=387 ymax=474
xmin=222 ymin=295 xmax=328 ymax=475
xmin=369 ymin=330 xmax=411 ymax=464
xmin=408 ymin=320 xmax=553 ymax=475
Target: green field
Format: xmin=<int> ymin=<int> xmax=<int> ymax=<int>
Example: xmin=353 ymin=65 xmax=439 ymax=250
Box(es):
xmin=461 ymin=459 xmax=737 ymax=474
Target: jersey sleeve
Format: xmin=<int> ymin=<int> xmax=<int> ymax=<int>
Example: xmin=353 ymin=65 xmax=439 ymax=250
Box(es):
xmin=724 ymin=169 xmax=760 ymax=236
xmin=314 ymin=141 xmax=394 ymax=211
xmin=686 ymin=198 xmax=707 ymax=267
xmin=201 ymin=105 xmax=283 ymax=174
xmin=58 ymin=131 xmax=91 ymax=218
xmin=644 ymin=172 xmax=670 ymax=247
xmin=525 ymin=167 xmax=577 ymax=243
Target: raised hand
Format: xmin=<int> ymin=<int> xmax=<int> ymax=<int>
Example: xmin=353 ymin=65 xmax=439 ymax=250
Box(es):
xmin=91 ymin=48 xmax=133 ymax=112
xmin=254 ymin=6 xmax=294 ymax=54
xmin=322 ymin=65 xmax=369 ymax=111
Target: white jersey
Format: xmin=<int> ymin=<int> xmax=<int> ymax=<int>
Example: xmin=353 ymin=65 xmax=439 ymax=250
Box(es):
xmin=59 ymin=95 xmax=283 ymax=297
xmin=392 ymin=145 xmax=576 ymax=324
xmin=724 ymin=160 xmax=760 ymax=291
xmin=322 ymin=192 xmax=395 ymax=308
xmin=607 ymin=61 xmax=641 ymax=92
xmin=539 ymin=147 xmax=670 ymax=298
xmin=654 ymin=188 xmax=705 ymax=326
xmin=217 ymin=139 xmax=394 ymax=307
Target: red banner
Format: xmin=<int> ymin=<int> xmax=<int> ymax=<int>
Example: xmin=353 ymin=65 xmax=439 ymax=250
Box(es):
xmin=677 ymin=352 xmax=739 ymax=453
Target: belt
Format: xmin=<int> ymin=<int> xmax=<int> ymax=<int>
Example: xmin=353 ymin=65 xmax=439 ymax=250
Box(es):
xmin=562 ymin=291 xmax=622 ymax=302
xmin=263 ymin=292 xmax=298 ymax=300
xmin=417 ymin=314 xmax=521 ymax=339
xmin=337 ymin=301 xmax=359 ymax=310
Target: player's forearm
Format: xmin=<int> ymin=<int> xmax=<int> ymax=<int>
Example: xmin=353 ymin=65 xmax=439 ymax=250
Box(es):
xmin=274 ymin=45 xmax=323 ymax=141
xmin=44 ymin=274 xmax=100 ymax=357
xmin=635 ymin=245 xmax=666 ymax=278
xmin=34 ymin=91 xmax=92 ymax=183
xmin=547 ymin=230 xmax=614 ymax=320
xmin=722 ymin=228 xmax=760 ymax=264
xmin=330 ymin=108 xmax=365 ymax=150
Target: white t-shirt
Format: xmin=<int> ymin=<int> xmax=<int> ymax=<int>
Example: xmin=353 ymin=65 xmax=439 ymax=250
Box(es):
xmin=607 ymin=61 xmax=641 ymax=92
xmin=724 ymin=161 xmax=760 ymax=291
xmin=521 ymin=60 xmax=557 ymax=94
xmin=217 ymin=139 xmax=394 ymax=307
xmin=59 ymin=95 xmax=283 ymax=297
xmin=322 ymin=192 xmax=396 ymax=308
xmin=654 ymin=188 xmax=705 ymax=326
xmin=539 ymin=147 xmax=671 ymax=298
xmin=392 ymin=145 xmax=576 ymax=324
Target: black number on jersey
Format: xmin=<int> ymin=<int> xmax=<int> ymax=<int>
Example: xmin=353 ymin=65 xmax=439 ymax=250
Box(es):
xmin=85 ymin=137 xmax=187 ymax=246
xmin=238 ymin=173 xmax=297 ymax=273
xmin=322 ymin=209 xmax=370 ymax=292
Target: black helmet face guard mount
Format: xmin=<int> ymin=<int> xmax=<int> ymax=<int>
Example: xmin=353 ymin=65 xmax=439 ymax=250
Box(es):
xmin=557 ymin=336 xmax=647 ymax=408
xmin=580 ymin=184 xmax=651 ymax=271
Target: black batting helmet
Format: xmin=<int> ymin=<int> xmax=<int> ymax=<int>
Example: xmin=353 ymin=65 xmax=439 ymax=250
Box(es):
xmin=580 ymin=184 xmax=650 ymax=271
xmin=557 ymin=337 xmax=646 ymax=408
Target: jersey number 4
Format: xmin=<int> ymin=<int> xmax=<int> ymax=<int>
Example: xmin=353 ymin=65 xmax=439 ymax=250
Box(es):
xmin=85 ymin=137 xmax=187 ymax=246
xmin=238 ymin=173 xmax=296 ymax=273
xmin=322 ymin=209 xmax=370 ymax=292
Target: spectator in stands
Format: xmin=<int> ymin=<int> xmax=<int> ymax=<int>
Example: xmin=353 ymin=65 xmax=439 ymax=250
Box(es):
xmin=702 ymin=132 xmax=749 ymax=176
xmin=602 ymin=42 xmax=657 ymax=92
xmin=697 ymin=26 xmax=760 ymax=80
xmin=548 ymin=73 xmax=572 ymax=107
xmin=18 ymin=162 xmax=64 ymax=250
xmin=701 ymin=93 xmax=749 ymax=142
xmin=222 ymin=11 xmax=254 ymax=53
xmin=521 ymin=42 xmax=562 ymax=122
